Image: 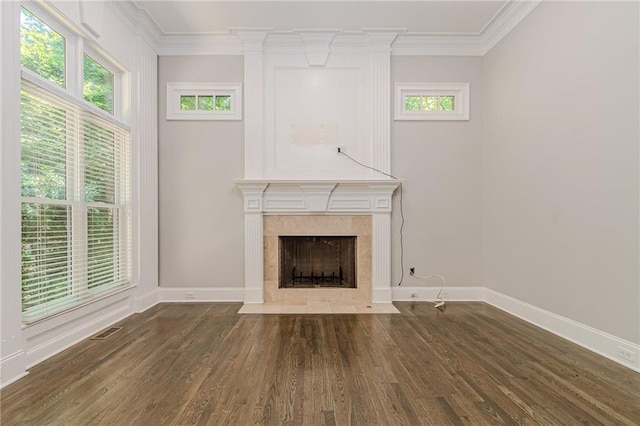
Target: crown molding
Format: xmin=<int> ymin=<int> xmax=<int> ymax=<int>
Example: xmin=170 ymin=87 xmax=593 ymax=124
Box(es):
xmin=479 ymin=0 xmax=542 ymax=55
xmin=119 ymin=0 xmax=541 ymax=57
xmin=109 ymin=1 xmax=162 ymax=51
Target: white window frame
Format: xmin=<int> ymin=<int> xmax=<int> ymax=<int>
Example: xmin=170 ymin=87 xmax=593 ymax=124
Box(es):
xmin=166 ymin=82 xmax=242 ymax=120
xmin=19 ymin=4 xmax=131 ymax=324
xmin=83 ymin=45 xmax=122 ymax=117
xmin=394 ymin=83 xmax=470 ymax=121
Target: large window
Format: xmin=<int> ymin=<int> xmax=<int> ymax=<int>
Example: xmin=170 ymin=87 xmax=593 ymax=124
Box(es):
xmin=20 ymin=6 xmax=130 ymax=323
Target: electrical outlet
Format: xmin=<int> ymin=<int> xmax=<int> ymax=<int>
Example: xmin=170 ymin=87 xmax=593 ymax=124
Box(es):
xmin=410 ymin=291 xmax=417 ymax=298
xmin=409 ymin=267 xmax=415 ymax=275
xmin=618 ymin=346 xmax=637 ymax=362
xmin=185 ymin=291 xmax=195 ymax=299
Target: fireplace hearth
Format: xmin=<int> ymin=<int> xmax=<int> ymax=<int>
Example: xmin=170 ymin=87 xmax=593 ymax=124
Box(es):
xmin=279 ymin=236 xmax=357 ymax=288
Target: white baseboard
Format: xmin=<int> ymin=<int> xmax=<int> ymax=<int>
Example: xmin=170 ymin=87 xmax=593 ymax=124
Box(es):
xmin=24 ymin=297 xmax=134 ymax=369
xmin=0 ymin=350 xmax=28 ymax=389
xmin=243 ymin=287 xmax=263 ymax=303
xmin=4 ymin=284 xmax=638 ymax=390
xmin=485 ymin=289 xmax=640 ymax=373
xmin=372 ymin=287 xmax=392 ymax=303
xmin=133 ymin=289 xmax=159 ymax=312
xmin=392 ymin=286 xmax=484 ymax=302
xmin=158 ymin=287 xmax=244 ymax=302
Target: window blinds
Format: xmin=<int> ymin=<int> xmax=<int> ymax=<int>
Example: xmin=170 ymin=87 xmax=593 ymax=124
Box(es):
xmin=20 ymin=78 xmax=131 ymax=324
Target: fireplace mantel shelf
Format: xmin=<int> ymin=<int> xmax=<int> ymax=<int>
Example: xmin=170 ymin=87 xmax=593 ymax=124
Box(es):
xmin=234 ymin=179 xmax=401 ymax=214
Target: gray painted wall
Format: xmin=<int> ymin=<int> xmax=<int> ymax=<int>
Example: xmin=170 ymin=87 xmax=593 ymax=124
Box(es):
xmin=157 ymin=2 xmax=639 ymax=347
xmin=391 ymin=56 xmax=484 ymax=287
xmin=158 ymin=55 xmax=485 ymax=291
xmin=482 ymin=1 xmax=639 ymax=343
xmin=158 ymin=56 xmax=245 ymax=287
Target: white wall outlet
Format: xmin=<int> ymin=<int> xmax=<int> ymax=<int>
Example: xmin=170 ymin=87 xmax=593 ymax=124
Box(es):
xmin=185 ymin=291 xmax=195 ymax=299
xmin=617 ymin=346 xmax=637 ymax=363
xmin=410 ymin=291 xmax=417 ymax=298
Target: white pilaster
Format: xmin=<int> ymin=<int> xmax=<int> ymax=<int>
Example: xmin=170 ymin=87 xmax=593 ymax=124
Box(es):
xmin=0 ymin=0 xmax=28 ymax=387
xmin=368 ymin=32 xmax=397 ymax=175
xmin=236 ymin=182 xmax=268 ymax=303
xmin=372 ymin=212 xmax=393 ymax=303
xmin=132 ymin=37 xmax=159 ymax=312
xmin=236 ymin=32 xmax=267 ymax=179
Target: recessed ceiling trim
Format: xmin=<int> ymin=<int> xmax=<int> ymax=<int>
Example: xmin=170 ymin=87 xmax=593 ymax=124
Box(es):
xmin=125 ymin=1 xmax=541 ymax=57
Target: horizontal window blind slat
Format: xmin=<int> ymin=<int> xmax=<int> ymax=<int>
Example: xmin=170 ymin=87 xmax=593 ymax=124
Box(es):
xmin=21 ymin=76 xmax=131 ymax=324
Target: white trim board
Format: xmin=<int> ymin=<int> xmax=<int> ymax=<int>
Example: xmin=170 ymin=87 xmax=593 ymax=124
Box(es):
xmin=392 ymin=286 xmax=484 ymax=302
xmin=393 ymin=286 xmax=639 ymax=372
xmin=158 ymin=287 xmax=244 ymax=303
xmin=0 ymin=351 xmax=28 ymax=388
xmin=119 ymin=1 xmax=541 ymax=57
xmin=3 ymin=284 xmax=638 ymax=390
xmin=484 ymin=289 xmax=640 ymax=373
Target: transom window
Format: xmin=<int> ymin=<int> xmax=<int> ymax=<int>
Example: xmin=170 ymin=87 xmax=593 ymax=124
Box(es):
xmin=405 ymin=95 xmax=455 ymax=112
xmin=19 ymin=5 xmax=130 ymax=323
xmin=167 ymin=82 xmax=242 ymax=120
xmin=83 ymin=53 xmax=115 ymax=114
xmin=395 ymin=83 xmax=470 ymax=121
xmin=180 ymin=94 xmax=232 ymax=111
xmin=20 ymin=7 xmax=66 ymax=87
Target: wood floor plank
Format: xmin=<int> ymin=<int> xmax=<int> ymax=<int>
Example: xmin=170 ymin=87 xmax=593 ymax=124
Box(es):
xmin=2 ymin=302 xmax=639 ymax=425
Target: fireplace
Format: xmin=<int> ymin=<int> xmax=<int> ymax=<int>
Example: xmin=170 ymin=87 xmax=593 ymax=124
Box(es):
xmin=234 ymin=181 xmax=400 ymax=304
xmin=262 ymin=214 xmax=372 ymax=304
xmin=279 ymin=236 xmax=357 ymax=288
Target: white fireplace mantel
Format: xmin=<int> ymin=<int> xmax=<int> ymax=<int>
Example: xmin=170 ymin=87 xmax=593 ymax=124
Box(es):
xmin=234 ymin=179 xmax=401 ymax=304
xmin=234 ymin=179 xmax=401 ymax=214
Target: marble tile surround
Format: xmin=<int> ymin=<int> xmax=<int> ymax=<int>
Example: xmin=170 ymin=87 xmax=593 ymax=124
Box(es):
xmin=263 ymin=215 xmax=372 ymax=304
xmin=237 ymin=301 xmax=399 ymax=314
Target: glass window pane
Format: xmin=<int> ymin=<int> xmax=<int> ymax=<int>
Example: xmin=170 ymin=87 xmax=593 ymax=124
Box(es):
xmin=422 ymin=96 xmax=439 ymax=111
xmin=83 ymin=54 xmax=115 ymax=114
xmin=215 ymin=95 xmax=231 ymax=111
xmin=21 ymin=203 xmax=71 ymax=311
xmin=20 ymin=90 xmax=67 ymax=200
xmin=405 ymin=96 xmax=421 ymax=111
xmin=87 ymin=207 xmax=115 ymax=290
xmin=198 ymin=96 xmax=214 ymax=111
xmin=439 ymin=96 xmax=455 ymax=111
xmin=20 ymin=7 xmax=65 ymax=87
xmin=180 ymin=96 xmax=196 ymax=110
xmin=84 ymin=122 xmax=115 ymax=204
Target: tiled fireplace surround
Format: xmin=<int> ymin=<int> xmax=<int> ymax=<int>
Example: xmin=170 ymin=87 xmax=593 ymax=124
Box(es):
xmin=235 ymin=181 xmax=400 ymax=305
xmin=264 ymin=215 xmax=371 ymax=304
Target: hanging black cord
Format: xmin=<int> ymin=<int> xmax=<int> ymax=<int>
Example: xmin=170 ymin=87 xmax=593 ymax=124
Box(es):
xmin=339 ymin=151 xmax=406 ymax=285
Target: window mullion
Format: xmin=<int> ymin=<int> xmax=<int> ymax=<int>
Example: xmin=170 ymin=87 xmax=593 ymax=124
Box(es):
xmin=70 ymin=105 xmax=87 ymax=301
xmin=67 ymin=35 xmax=83 ymax=98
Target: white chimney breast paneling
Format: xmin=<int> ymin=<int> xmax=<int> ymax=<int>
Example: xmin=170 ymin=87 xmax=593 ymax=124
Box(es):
xmin=235 ymin=33 xmax=400 ymax=304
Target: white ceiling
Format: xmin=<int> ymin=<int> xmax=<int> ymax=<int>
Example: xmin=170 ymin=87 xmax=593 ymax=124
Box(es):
xmin=132 ymin=0 xmax=509 ymax=36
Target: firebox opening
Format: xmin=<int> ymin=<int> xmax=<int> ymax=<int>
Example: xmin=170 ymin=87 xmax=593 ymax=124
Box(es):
xmin=279 ymin=236 xmax=357 ymax=289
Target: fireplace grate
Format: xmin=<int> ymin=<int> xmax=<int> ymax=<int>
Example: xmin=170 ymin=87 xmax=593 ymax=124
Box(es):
xmin=279 ymin=235 xmax=357 ymax=289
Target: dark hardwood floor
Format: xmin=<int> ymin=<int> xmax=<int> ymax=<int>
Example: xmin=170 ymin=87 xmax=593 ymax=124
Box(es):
xmin=1 ymin=302 xmax=639 ymax=425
